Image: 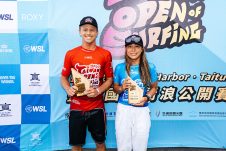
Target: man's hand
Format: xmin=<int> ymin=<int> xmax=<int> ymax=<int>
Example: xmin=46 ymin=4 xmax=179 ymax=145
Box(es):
xmin=66 ymin=86 xmax=78 ymax=97
xmin=86 ymin=87 xmax=100 ymax=98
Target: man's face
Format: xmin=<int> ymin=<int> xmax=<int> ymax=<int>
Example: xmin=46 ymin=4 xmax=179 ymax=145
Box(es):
xmin=79 ymin=24 xmax=98 ymax=44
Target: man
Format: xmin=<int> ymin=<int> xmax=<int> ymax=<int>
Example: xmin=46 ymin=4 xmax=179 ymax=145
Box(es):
xmin=61 ymin=16 xmax=113 ymax=151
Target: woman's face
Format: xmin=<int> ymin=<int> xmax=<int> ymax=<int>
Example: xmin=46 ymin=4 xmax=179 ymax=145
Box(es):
xmin=126 ymin=44 xmax=143 ymax=62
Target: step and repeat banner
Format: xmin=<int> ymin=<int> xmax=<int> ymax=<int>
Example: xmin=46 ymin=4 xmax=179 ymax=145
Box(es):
xmin=0 ymin=0 xmax=226 ymax=150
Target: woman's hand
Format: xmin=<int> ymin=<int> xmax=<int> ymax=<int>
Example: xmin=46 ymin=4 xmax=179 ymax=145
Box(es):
xmin=122 ymin=77 xmax=131 ymax=91
xmin=131 ymin=97 xmax=148 ymax=106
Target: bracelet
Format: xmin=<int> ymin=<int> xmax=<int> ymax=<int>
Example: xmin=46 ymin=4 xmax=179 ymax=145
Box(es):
xmin=96 ymin=88 xmax=100 ymax=94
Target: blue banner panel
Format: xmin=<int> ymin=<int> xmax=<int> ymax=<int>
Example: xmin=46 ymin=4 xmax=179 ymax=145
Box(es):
xmin=19 ymin=33 xmax=49 ymax=64
xmin=0 ymin=65 xmax=21 ymax=94
xmin=0 ymin=125 xmax=20 ymax=151
xmin=21 ymin=94 xmax=51 ymax=124
xmin=17 ymin=0 xmax=48 ymax=33
xmin=0 ymin=34 xmax=20 ymax=64
xmin=20 ymin=124 xmax=51 ymax=151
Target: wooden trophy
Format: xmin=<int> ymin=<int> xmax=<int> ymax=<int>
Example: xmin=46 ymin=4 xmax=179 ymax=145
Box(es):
xmin=71 ymin=68 xmax=91 ymax=96
xmin=104 ymin=87 xmax=119 ymax=102
xmin=128 ymin=77 xmax=143 ymax=104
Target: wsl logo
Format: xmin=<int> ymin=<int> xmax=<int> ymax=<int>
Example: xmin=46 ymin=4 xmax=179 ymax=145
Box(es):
xmin=23 ymin=45 xmax=45 ymax=53
xmin=0 ymin=14 xmax=13 ymax=20
xmin=25 ymin=105 xmax=47 ymax=113
xmin=0 ymin=137 xmax=16 ymax=144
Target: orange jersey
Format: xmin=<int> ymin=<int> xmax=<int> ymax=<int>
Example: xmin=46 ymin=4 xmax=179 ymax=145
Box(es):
xmin=62 ymin=46 xmax=113 ymax=111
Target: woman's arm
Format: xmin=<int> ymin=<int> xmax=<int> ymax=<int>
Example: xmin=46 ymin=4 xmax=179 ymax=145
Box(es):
xmin=113 ymin=78 xmax=131 ymax=94
xmin=146 ymin=81 xmax=158 ymax=98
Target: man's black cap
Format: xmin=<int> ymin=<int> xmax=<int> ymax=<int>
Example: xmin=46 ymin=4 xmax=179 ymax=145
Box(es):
xmin=79 ymin=16 xmax=98 ymax=29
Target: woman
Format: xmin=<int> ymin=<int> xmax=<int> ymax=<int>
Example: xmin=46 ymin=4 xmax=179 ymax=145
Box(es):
xmin=113 ymin=34 xmax=158 ymax=151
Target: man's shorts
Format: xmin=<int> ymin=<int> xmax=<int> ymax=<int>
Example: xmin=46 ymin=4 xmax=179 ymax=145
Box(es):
xmin=69 ymin=108 xmax=106 ymax=146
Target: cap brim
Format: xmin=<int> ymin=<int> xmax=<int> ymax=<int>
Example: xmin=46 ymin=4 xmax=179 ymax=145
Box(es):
xmin=125 ymin=42 xmax=143 ymax=47
xmin=79 ymin=23 xmax=97 ymax=29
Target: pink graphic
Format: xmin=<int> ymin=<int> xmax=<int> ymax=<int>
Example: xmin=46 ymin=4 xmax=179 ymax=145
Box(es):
xmin=106 ymin=0 xmax=123 ymax=7
xmin=85 ymin=18 xmax=93 ymax=23
xmin=113 ymin=7 xmax=137 ymax=29
xmin=101 ymin=26 xmax=131 ymax=59
xmin=101 ymin=0 xmax=206 ymax=59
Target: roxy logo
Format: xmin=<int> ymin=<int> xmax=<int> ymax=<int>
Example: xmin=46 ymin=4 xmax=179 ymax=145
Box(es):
xmin=21 ymin=13 xmax=43 ymax=21
xmin=25 ymin=105 xmax=47 ymax=113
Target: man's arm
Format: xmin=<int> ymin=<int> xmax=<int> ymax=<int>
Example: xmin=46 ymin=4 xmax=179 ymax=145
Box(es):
xmin=61 ymin=75 xmax=76 ymax=97
xmin=98 ymin=77 xmax=113 ymax=94
xmin=86 ymin=77 xmax=113 ymax=98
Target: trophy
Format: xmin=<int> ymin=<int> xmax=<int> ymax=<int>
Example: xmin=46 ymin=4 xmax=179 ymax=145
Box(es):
xmin=104 ymin=87 xmax=119 ymax=102
xmin=71 ymin=68 xmax=91 ymax=96
xmin=128 ymin=77 xmax=143 ymax=104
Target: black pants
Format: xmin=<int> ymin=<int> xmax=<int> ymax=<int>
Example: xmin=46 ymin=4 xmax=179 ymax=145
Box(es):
xmin=69 ymin=109 xmax=106 ymax=146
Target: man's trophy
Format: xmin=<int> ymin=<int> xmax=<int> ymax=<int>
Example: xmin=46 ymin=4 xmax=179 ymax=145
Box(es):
xmin=71 ymin=68 xmax=91 ymax=96
xmin=128 ymin=77 xmax=143 ymax=104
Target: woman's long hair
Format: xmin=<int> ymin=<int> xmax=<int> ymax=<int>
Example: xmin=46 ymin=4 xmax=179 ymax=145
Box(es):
xmin=125 ymin=47 xmax=151 ymax=86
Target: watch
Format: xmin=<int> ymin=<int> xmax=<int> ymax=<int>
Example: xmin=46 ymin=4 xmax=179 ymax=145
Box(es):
xmin=145 ymin=94 xmax=152 ymax=101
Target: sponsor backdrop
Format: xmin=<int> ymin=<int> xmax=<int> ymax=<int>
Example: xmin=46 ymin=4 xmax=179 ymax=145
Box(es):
xmin=0 ymin=0 xmax=226 ymax=150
